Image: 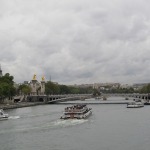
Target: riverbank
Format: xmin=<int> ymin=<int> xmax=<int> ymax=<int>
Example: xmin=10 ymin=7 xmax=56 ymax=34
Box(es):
xmin=0 ymin=102 xmax=46 ymax=110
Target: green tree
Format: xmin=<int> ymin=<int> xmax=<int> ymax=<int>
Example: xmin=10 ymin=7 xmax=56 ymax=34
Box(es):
xmin=59 ymin=85 xmax=70 ymax=94
xmin=69 ymin=87 xmax=80 ymax=94
xmin=45 ymin=81 xmax=60 ymax=95
xmin=93 ymin=89 xmax=101 ymax=96
xmin=0 ymin=73 xmax=16 ymax=102
xmin=18 ymin=84 xmax=31 ymax=95
xmin=140 ymin=84 xmax=150 ymax=93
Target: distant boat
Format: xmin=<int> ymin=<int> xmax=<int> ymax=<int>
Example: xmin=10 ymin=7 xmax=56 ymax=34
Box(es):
xmin=127 ymin=101 xmax=144 ymax=108
xmin=0 ymin=109 xmax=9 ymax=121
xmin=144 ymin=100 xmax=150 ymax=105
xmin=125 ymin=97 xmax=129 ymax=100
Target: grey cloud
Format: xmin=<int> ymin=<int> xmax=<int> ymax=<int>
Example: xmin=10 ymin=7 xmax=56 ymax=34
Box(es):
xmin=1 ymin=0 xmax=150 ymax=84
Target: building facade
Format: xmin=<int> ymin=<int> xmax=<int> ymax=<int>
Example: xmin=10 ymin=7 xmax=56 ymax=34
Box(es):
xmin=29 ymin=74 xmax=46 ymax=95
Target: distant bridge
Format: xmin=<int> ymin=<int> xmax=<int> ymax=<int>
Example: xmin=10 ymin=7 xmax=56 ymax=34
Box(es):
xmin=102 ymin=93 xmax=150 ymax=100
xmin=20 ymin=93 xmax=150 ymax=104
xmin=26 ymin=94 xmax=93 ymax=103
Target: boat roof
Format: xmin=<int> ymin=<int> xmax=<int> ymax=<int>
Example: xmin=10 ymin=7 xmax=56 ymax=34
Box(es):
xmin=73 ymin=104 xmax=86 ymax=106
xmin=67 ymin=104 xmax=86 ymax=107
xmin=64 ymin=104 xmax=87 ymax=110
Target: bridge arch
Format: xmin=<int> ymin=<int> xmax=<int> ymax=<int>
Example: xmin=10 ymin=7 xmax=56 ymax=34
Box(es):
xmin=39 ymin=98 xmax=44 ymax=102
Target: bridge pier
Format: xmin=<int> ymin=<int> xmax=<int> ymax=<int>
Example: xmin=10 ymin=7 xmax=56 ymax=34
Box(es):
xmin=27 ymin=95 xmax=48 ymax=102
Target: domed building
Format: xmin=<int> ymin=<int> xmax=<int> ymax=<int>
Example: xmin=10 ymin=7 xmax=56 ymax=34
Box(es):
xmin=29 ymin=74 xmax=46 ymax=95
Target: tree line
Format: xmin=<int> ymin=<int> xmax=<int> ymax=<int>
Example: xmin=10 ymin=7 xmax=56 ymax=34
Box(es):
xmin=139 ymin=84 xmax=150 ymax=93
xmin=1 ymin=72 xmax=150 ymax=103
xmin=0 ymin=74 xmax=93 ymax=103
xmin=45 ymin=81 xmax=93 ymax=95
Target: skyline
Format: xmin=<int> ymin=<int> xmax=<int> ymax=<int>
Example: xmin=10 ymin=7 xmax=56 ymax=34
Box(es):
xmin=1 ymin=0 xmax=150 ymax=85
xmin=0 ymin=66 xmax=149 ymax=86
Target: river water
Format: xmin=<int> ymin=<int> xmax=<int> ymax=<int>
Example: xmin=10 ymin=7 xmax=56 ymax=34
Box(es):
xmin=1 ymin=97 xmax=150 ymax=150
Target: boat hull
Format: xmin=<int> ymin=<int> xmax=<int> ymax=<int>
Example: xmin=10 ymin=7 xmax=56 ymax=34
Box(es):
xmin=127 ymin=105 xmax=144 ymax=108
xmin=60 ymin=110 xmax=92 ymax=119
xmin=0 ymin=109 xmax=9 ymax=121
xmin=144 ymin=102 xmax=150 ymax=105
xmin=0 ymin=117 xmax=9 ymax=121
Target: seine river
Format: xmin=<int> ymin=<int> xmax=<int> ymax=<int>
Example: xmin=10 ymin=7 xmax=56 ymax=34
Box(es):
xmin=1 ymin=97 xmax=150 ymax=150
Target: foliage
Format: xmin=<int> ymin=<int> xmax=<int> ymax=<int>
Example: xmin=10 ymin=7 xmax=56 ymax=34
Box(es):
xmin=139 ymin=84 xmax=150 ymax=93
xmin=59 ymin=85 xmax=70 ymax=94
xmin=45 ymin=81 xmax=93 ymax=95
xmin=99 ymin=86 xmax=135 ymax=94
xmin=18 ymin=84 xmax=31 ymax=95
xmin=0 ymin=73 xmax=16 ymax=102
xmin=93 ymin=88 xmax=101 ymax=96
xmin=69 ymin=87 xmax=80 ymax=94
xmin=45 ymin=81 xmax=60 ymax=95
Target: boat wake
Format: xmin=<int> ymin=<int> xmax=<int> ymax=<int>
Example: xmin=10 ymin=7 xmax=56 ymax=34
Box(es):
xmin=51 ymin=119 xmax=88 ymax=127
xmin=8 ymin=116 xmax=20 ymax=119
xmin=0 ymin=119 xmax=88 ymax=135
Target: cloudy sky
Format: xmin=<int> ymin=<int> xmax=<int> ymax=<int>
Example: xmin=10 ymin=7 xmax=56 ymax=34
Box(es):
xmin=0 ymin=0 xmax=150 ymax=85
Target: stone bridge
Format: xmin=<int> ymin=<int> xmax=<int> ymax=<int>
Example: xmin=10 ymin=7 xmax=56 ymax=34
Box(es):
xmin=26 ymin=94 xmax=93 ymax=103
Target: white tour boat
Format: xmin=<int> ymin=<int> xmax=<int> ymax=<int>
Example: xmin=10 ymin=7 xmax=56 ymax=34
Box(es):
xmin=127 ymin=101 xmax=144 ymax=108
xmin=60 ymin=104 xmax=92 ymax=119
xmin=0 ymin=109 xmax=9 ymax=121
